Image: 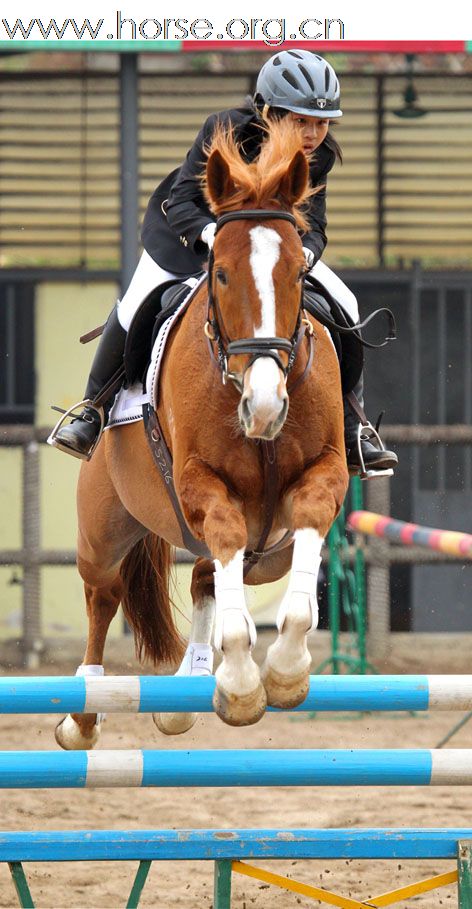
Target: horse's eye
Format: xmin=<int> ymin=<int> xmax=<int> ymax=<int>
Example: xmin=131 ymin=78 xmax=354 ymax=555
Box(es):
xmin=216 ymin=269 xmax=228 ymax=286
xmin=297 ymin=268 xmax=305 ymax=282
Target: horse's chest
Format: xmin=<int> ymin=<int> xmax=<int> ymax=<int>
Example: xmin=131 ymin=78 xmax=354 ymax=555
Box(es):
xmin=220 ymin=438 xmax=306 ymax=501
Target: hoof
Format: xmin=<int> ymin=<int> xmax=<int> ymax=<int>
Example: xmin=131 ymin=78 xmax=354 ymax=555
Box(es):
xmin=213 ymin=682 xmax=267 ymax=727
xmin=153 ymin=712 xmax=198 ymax=736
xmin=261 ymin=664 xmax=310 ymax=709
xmin=55 ymin=714 xmax=101 ymax=751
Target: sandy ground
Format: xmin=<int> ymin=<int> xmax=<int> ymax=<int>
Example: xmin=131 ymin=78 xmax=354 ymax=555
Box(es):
xmin=1 ymin=632 xmax=472 ymax=909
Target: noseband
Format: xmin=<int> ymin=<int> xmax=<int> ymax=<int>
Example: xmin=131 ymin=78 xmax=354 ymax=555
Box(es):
xmin=205 ymin=209 xmax=311 ymax=392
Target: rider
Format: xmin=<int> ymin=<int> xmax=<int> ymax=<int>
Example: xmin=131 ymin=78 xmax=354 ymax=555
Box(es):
xmin=50 ymin=49 xmax=397 ymax=477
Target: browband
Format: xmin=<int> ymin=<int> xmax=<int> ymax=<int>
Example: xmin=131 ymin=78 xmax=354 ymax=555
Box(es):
xmin=216 ymin=210 xmax=297 ymax=232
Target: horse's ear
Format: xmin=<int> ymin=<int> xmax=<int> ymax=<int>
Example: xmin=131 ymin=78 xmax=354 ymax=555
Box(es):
xmin=206 ymin=149 xmax=237 ymax=209
xmin=279 ymin=150 xmax=309 ymax=206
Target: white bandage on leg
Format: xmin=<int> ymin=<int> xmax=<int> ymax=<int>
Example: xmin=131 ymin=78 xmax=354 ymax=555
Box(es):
xmin=75 ymin=664 xmax=105 ymax=724
xmin=75 ymin=664 xmax=104 ymax=677
xmin=176 ymin=644 xmax=214 ymax=676
xmin=213 ymin=551 xmax=257 ymax=652
xmin=276 ymin=529 xmax=323 ymax=634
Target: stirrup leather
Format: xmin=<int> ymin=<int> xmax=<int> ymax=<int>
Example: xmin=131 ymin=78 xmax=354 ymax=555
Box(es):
xmin=353 ymin=420 xmax=394 ymax=481
xmin=47 ymin=399 xmax=105 ymax=462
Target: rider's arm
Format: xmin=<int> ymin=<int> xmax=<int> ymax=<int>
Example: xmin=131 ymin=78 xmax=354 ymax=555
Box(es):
xmin=164 ymin=112 xmax=223 ymax=253
xmin=300 ymin=147 xmax=336 ymax=264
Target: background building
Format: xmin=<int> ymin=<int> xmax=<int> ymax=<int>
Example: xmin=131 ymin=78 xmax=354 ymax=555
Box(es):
xmin=1 ymin=46 xmax=471 ymax=650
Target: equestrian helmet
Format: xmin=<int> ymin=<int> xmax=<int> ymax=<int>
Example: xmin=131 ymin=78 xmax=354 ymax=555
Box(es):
xmin=256 ymin=49 xmax=342 ymax=118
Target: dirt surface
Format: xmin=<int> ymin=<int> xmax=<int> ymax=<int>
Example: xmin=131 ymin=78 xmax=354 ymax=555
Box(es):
xmin=1 ymin=632 xmax=472 ymax=909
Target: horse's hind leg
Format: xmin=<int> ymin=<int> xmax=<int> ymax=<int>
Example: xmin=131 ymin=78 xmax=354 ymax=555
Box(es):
xmin=55 ymin=579 xmax=123 ymax=749
xmin=55 ymin=445 xmax=145 ymax=750
xmin=154 ymin=558 xmax=215 ymax=735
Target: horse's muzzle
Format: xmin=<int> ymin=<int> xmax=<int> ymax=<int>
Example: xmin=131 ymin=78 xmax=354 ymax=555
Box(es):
xmin=239 ymin=393 xmax=289 ymax=440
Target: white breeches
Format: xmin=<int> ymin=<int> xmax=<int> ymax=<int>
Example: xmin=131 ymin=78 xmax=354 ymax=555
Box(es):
xmin=117 ymin=249 xmax=359 ymax=331
xmin=310 ymin=260 xmax=359 ymax=324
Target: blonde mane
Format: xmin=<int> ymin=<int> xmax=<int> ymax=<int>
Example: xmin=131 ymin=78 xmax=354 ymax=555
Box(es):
xmin=203 ymin=117 xmax=317 ymax=232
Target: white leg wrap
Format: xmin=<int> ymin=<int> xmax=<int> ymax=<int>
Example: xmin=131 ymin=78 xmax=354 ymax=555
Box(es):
xmin=76 ymin=664 xmax=105 ymax=724
xmin=276 ymin=529 xmax=323 ymax=634
xmin=213 ymin=550 xmax=257 ymax=652
xmin=176 ymin=644 xmax=214 ymax=676
xmin=76 ymin=664 xmax=104 ymax=677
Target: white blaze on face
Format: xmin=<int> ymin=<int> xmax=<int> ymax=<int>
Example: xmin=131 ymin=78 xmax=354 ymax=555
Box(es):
xmin=245 ymin=225 xmax=285 ymax=426
xmin=249 ymin=225 xmax=281 ymax=337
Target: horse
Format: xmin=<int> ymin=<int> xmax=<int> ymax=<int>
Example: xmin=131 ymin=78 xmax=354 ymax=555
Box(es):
xmin=55 ymin=117 xmax=349 ymax=750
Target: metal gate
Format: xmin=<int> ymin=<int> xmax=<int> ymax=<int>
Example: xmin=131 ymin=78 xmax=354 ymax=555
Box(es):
xmin=346 ymin=264 xmax=472 ymax=631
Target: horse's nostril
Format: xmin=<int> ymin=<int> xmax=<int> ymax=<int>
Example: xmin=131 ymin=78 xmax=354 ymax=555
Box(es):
xmin=241 ymin=397 xmax=252 ymax=423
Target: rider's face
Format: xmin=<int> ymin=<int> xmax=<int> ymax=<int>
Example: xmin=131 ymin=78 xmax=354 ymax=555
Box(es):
xmin=286 ymin=112 xmax=330 ymax=157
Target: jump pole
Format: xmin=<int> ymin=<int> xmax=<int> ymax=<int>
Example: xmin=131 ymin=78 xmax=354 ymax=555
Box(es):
xmin=2 ymin=674 xmax=472 ymax=907
xmin=0 ymin=748 xmax=471 ymax=789
xmin=347 ymin=510 xmax=472 ymax=748
xmin=347 ymin=510 xmax=472 ymax=559
xmin=3 ymin=673 xmax=472 ymax=714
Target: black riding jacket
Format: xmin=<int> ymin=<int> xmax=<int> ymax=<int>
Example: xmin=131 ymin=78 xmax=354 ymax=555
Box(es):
xmin=141 ymin=107 xmax=336 ymax=277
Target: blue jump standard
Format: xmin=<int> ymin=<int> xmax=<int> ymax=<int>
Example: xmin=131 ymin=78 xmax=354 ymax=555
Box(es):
xmin=0 ymin=749 xmax=464 ymax=789
xmin=1 ymin=829 xmax=472 ymax=862
xmin=0 ymin=674 xmax=455 ymax=714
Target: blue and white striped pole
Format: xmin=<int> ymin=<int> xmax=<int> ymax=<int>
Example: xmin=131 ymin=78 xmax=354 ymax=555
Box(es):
xmin=2 ymin=675 xmax=472 ymax=714
xmin=0 ymin=749 xmax=471 ymax=788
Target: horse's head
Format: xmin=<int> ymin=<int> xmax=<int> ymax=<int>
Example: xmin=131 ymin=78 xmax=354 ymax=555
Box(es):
xmin=204 ymin=119 xmax=314 ymax=441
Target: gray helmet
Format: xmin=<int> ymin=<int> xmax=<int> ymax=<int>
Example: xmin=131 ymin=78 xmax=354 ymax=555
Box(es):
xmin=256 ymin=49 xmax=342 ymax=118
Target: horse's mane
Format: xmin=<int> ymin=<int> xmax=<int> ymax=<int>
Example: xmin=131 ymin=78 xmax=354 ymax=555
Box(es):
xmin=203 ymin=118 xmax=317 ymax=232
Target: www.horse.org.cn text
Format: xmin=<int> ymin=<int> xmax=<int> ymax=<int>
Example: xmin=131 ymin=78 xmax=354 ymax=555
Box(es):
xmin=0 ymin=13 xmax=346 ymax=44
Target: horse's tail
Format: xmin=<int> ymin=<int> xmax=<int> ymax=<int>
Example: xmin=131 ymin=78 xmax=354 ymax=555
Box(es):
xmin=120 ymin=534 xmax=185 ymax=667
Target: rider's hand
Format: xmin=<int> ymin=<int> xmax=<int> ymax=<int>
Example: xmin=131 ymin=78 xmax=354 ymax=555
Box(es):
xmin=302 ymin=246 xmax=315 ymax=270
xmin=201 ymin=222 xmax=217 ymax=250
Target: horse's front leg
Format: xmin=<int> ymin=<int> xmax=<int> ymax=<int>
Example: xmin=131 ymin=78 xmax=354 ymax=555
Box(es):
xmin=262 ymin=452 xmax=348 ymax=708
xmin=179 ymin=460 xmax=266 ymax=727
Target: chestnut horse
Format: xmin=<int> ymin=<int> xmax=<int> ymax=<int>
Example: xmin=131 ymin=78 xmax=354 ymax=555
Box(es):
xmin=56 ymin=118 xmax=349 ymax=750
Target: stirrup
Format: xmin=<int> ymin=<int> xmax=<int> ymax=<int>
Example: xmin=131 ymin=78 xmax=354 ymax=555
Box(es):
xmin=47 ymin=399 xmax=105 ymax=461
xmin=353 ymin=421 xmax=394 ymax=481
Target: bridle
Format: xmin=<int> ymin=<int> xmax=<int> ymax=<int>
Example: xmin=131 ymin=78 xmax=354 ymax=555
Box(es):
xmin=204 ymin=209 xmax=314 ymax=393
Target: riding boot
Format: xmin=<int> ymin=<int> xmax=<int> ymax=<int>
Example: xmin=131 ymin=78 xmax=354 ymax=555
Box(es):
xmin=344 ymin=373 xmax=398 ymax=476
xmin=50 ymin=306 xmax=127 ymax=460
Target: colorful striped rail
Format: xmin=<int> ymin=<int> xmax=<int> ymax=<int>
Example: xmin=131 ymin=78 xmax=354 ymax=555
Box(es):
xmin=2 ymin=673 xmax=472 ymax=714
xmin=347 ymin=511 xmax=472 ymax=559
xmin=2 ymin=676 xmax=472 ymax=908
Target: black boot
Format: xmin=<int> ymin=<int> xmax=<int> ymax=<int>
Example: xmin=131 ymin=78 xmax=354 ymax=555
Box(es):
xmin=49 ymin=306 xmax=127 ymax=460
xmin=344 ymin=375 xmax=398 ymax=477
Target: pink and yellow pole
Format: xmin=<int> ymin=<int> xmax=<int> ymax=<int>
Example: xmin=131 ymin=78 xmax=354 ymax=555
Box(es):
xmin=347 ymin=511 xmax=472 ymax=560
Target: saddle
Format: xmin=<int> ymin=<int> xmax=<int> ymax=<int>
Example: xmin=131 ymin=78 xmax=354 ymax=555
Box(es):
xmin=124 ymin=280 xmax=195 ymax=386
